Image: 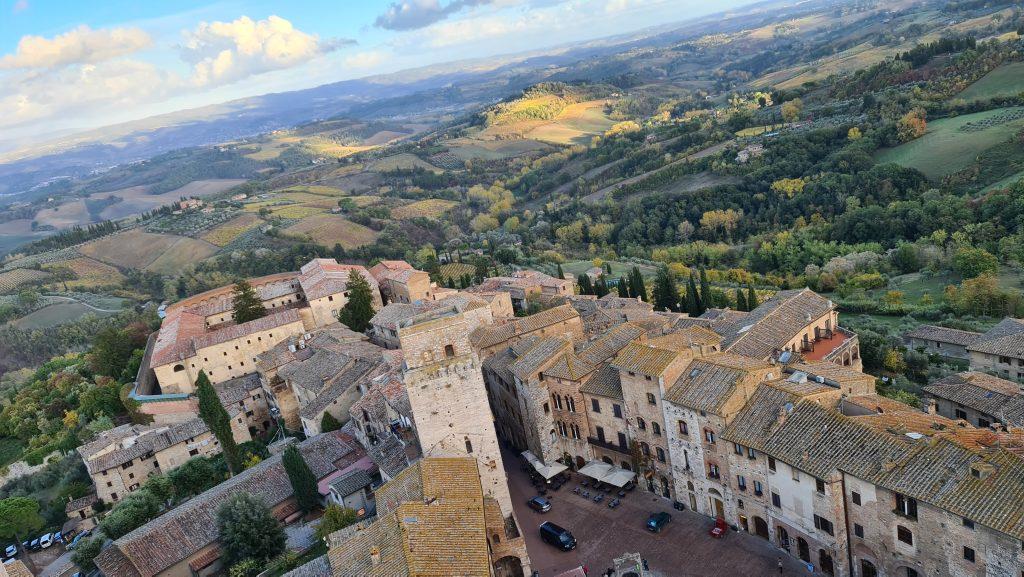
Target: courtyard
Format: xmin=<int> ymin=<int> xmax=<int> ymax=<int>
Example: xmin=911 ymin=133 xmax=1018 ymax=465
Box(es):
xmin=503 ymin=446 xmax=816 ymax=577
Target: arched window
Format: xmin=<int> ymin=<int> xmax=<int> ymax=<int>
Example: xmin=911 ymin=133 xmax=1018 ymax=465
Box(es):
xmin=652 ymin=422 xmax=661 ymax=436
xmin=173 ymin=364 xmax=185 ymax=372
xmin=637 ymin=417 xmax=646 ymax=431
xmin=640 ymin=442 xmax=650 ymax=457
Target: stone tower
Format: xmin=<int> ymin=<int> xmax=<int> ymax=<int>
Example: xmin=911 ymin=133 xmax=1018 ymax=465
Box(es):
xmin=396 ymin=307 xmax=515 ymax=517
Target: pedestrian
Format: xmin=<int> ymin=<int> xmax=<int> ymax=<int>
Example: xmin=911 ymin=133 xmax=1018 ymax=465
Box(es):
xmin=777 ymin=557 xmax=784 ymax=574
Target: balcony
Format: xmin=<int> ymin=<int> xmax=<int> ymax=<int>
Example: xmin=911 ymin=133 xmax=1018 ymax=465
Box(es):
xmin=588 ymin=436 xmax=631 ymax=455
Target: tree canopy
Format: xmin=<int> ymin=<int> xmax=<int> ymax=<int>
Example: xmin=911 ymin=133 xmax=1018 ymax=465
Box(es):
xmin=231 ymin=280 xmax=266 ymax=325
xmin=196 ymin=371 xmax=242 ymax=474
xmin=282 ymin=444 xmax=319 ymax=514
xmin=217 ymin=492 xmax=286 ymax=566
xmin=338 ymin=272 xmax=376 ymax=333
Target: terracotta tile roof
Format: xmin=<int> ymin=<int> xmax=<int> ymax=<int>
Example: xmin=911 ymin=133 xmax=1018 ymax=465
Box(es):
xmin=149 ymin=309 xmax=207 ymax=367
xmin=721 ymin=384 xmax=802 ymax=450
xmin=611 ymin=341 xmax=683 ymax=377
xmin=370 ymin=294 xmax=487 ymax=330
xmin=510 ymin=337 xmax=573 ymax=381
xmin=579 ymin=364 xmax=623 ymax=400
xmin=194 ymin=309 xmax=302 ymax=351
xmin=282 ymin=555 xmax=331 ymax=577
xmin=648 ymin=326 xmax=722 ymax=351
xmin=790 ymin=361 xmax=874 ymax=387
xmin=904 ymin=324 xmax=981 ymax=347
xmin=214 ymin=373 xmax=262 ymax=406
xmin=842 ymin=394 xmax=920 ymax=415
xmin=543 ymin=323 xmax=644 ymax=381
xmin=471 ymin=304 xmax=579 ymax=349
xmin=78 ymin=418 xmax=211 ymax=475
xmin=968 ymin=317 xmax=1024 ymax=358
xmin=718 ymin=289 xmax=835 ymax=359
xmin=65 ymin=492 xmax=98 ymax=514
xmin=328 ymin=457 xmax=492 ymax=577
xmin=923 ymin=372 xmax=1024 ymax=425
xmin=95 ymin=433 xmax=364 ymax=577
xmin=298 ymin=259 xmax=377 ymax=301
xmin=664 ymin=353 xmax=770 ymax=413
xmin=767 ymin=376 xmax=835 ymax=397
xmin=3 ymin=560 xmax=32 ymax=577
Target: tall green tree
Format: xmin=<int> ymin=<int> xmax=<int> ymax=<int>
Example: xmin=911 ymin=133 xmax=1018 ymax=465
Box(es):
xmin=617 ymin=276 xmax=630 ymax=297
xmin=685 ymin=275 xmax=701 ymax=316
xmin=282 ymin=444 xmax=319 ymax=514
xmin=652 ymin=267 xmax=680 ymax=312
xmin=0 ymin=497 xmax=45 ymax=571
xmin=196 ymin=371 xmax=242 ymax=474
xmin=231 ymin=280 xmax=266 ymax=324
xmin=217 ymin=492 xmax=286 ymax=566
xmin=594 ymin=276 xmax=610 ymax=298
xmin=747 ymin=284 xmax=759 ymax=310
xmin=629 ymin=267 xmax=647 ymax=302
xmin=699 ymin=269 xmax=712 ymax=313
xmin=320 ymin=411 xmax=342 ymax=433
xmin=736 ymin=288 xmax=748 ymax=312
xmin=315 ymin=504 xmax=359 ymax=541
xmin=71 ymin=537 xmax=104 ymax=573
xmin=338 ymin=272 xmax=375 ymax=333
xmin=577 ymin=273 xmax=593 ymax=295
xmin=556 ymin=263 xmax=565 ymax=280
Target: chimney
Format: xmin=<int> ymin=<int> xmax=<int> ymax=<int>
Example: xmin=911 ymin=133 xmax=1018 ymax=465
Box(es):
xmin=370 ymin=546 xmax=381 ymax=566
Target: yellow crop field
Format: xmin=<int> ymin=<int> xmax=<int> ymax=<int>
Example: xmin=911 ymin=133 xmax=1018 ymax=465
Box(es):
xmin=439 ymin=263 xmax=476 ymax=284
xmin=284 ymin=215 xmax=379 ymax=248
xmin=45 ymin=257 xmax=124 ymax=289
xmin=279 ymin=185 xmax=345 ymax=196
xmin=0 ymin=268 xmax=50 ymax=293
xmin=391 ymin=199 xmax=459 ymax=220
xmin=269 ymin=205 xmax=325 ymax=220
xmin=201 ymin=213 xmax=262 ymax=246
xmin=369 ymin=153 xmax=442 ymax=173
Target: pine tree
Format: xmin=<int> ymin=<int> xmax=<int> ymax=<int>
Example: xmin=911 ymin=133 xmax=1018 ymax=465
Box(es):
xmin=320 ymin=412 xmax=342 ymax=433
xmin=231 ymin=280 xmax=266 ymax=324
xmin=747 ymin=284 xmax=759 ymax=310
xmin=217 ymin=492 xmax=286 ymax=566
xmin=196 ymin=371 xmax=242 ymax=475
xmin=617 ymin=276 xmax=630 ymax=298
xmin=474 ymin=257 xmax=489 ymax=283
xmin=652 ymin=267 xmax=680 ymax=312
xmin=736 ymin=288 xmax=748 ymax=312
xmin=282 ymin=444 xmax=319 ymax=514
xmin=338 ymin=272 xmax=375 ymax=333
xmin=556 ymin=263 xmax=565 ymax=280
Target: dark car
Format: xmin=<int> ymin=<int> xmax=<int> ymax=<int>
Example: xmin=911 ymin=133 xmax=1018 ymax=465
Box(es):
xmin=527 ymin=496 xmax=552 ymax=513
xmin=28 ymin=538 xmax=41 ymax=551
xmin=646 ymin=511 xmax=672 ymax=532
xmin=539 ymin=521 xmax=577 ymax=551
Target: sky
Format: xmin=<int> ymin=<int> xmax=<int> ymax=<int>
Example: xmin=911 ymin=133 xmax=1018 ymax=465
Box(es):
xmin=0 ymin=0 xmax=753 ymax=140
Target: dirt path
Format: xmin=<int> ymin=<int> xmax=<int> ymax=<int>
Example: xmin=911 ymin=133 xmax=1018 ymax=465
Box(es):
xmin=43 ymin=295 xmax=122 ymax=313
xmin=583 ymin=139 xmax=734 ymax=204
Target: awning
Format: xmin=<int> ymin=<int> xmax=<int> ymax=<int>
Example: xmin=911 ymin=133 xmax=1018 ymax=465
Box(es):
xmin=577 ymin=460 xmax=635 ymax=488
xmin=521 ymin=450 xmax=568 ymax=480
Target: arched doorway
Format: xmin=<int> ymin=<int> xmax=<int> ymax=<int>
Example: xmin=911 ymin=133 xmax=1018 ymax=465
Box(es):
xmin=708 ymin=488 xmax=725 ymax=518
xmin=860 ymin=560 xmax=877 ymax=577
xmin=575 ymin=456 xmax=586 ymax=470
xmin=753 ymin=517 xmax=769 ymax=539
xmin=494 ymin=555 xmax=524 ymax=577
xmin=660 ymin=476 xmax=671 ymax=498
xmin=687 ymin=481 xmax=697 ymax=511
xmin=777 ymin=526 xmax=790 ymax=551
xmin=621 ymin=461 xmax=631 ymax=471
xmin=819 ymin=550 xmax=834 ymax=576
xmin=602 ymin=456 xmax=613 ymax=464
xmin=797 ymin=537 xmax=809 ymax=562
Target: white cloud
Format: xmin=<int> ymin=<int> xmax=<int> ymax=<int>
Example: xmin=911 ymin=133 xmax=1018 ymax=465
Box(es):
xmin=375 ymin=0 xmax=494 ymax=31
xmin=180 ymin=15 xmax=350 ymax=87
xmin=0 ymin=25 xmax=152 ymax=69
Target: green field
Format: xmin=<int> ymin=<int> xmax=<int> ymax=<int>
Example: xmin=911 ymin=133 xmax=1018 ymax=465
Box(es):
xmin=875 ymin=107 xmax=1024 ymax=180
xmin=13 ymin=301 xmax=121 ymax=329
xmin=982 ymin=169 xmax=1024 ymax=193
xmin=558 ymin=260 xmax=660 ymax=280
xmin=956 ymin=62 xmax=1024 ymax=102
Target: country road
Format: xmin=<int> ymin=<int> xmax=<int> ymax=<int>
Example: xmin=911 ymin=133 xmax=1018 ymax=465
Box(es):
xmin=43 ymin=294 xmax=123 ymax=313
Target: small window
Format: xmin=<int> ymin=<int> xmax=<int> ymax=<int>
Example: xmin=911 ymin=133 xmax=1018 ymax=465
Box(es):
xmin=737 ymin=475 xmax=746 ymax=490
xmin=962 ymin=518 xmax=974 ymax=530
xmin=813 ymin=514 xmax=834 ymax=536
xmin=543 ymin=402 xmax=550 ymax=414
xmin=465 ymin=438 xmax=473 ymax=454
xmin=768 ymin=456 xmax=776 ymax=471
xmin=678 ymin=420 xmax=688 ymax=435
xmin=733 ymin=443 xmax=743 ymax=455
xmin=652 ymin=422 xmax=661 ymax=436
xmin=771 ymin=492 xmax=781 ymax=508
xmin=897 ymin=525 xmax=913 ymax=546
xmin=656 ymin=448 xmax=666 ymax=463
xmin=613 ymin=404 xmax=623 ymax=418
xmin=704 ymin=429 xmax=715 ymax=444
xmin=854 ymin=523 xmax=864 ymax=538
xmin=753 ymin=480 xmax=763 ymax=496
xmin=646 ymin=392 xmax=656 ymax=405
xmin=895 ymin=493 xmax=918 ymax=520
xmin=444 ymin=344 xmax=455 ymax=358
xmin=591 ymin=398 xmax=601 ymax=413
xmin=963 ymin=546 xmax=975 ymax=563
xmin=637 ymin=417 xmax=646 ymax=430
xmin=851 ymin=491 xmax=861 ymax=506
xmin=815 ymin=478 xmax=825 ymax=494
xmin=747 ymin=447 xmax=756 ymax=459
xmin=708 ymin=463 xmax=720 ymax=478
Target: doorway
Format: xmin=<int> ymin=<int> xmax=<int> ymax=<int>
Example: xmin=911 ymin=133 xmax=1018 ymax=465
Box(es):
xmin=754 ymin=517 xmax=769 ymax=539
xmin=797 ymin=538 xmax=810 ymax=563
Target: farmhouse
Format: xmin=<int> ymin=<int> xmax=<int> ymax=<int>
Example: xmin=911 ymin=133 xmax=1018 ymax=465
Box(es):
xmin=903 ymin=324 xmax=980 ymax=360
xmin=966 ymin=317 xmax=1024 ymax=381
xmin=922 ymin=371 xmax=1024 ymax=427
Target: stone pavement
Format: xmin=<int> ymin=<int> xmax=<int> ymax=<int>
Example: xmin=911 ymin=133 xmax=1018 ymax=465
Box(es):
xmin=503 ymin=445 xmax=814 ymax=577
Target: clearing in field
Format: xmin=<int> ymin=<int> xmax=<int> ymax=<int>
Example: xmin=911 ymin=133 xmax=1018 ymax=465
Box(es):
xmin=44 ymin=257 xmax=125 ymax=289
xmin=145 ymin=237 xmax=219 ymax=274
xmin=33 ymin=199 xmax=92 ymax=229
xmin=14 ymin=301 xmax=119 ymax=330
xmin=523 ymin=101 xmax=618 ymax=145
xmin=875 ymin=107 xmax=1024 ymax=180
xmin=268 ymin=205 xmax=326 ymax=220
xmin=0 ymin=268 xmax=50 ymax=293
xmin=391 ymin=199 xmax=459 ymax=220
xmin=369 ymin=153 xmax=442 ymax=173
xmin=80 ymin=228 xmax=192 ymax=269
xmin=956 ymin=62 xmax=1024 ymax=102
xmin=201 ymin=213 xmax=263 ymax=246
xmin=283 ymin=214 xmax=379 ymax=249
xmin=447 ymin=138 xmax=550 ymax=161
xmin=97 ymin=179 xmax=247 ymax=220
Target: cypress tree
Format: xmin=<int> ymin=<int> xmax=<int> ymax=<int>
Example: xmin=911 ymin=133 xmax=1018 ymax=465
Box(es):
xmin=338 ymin=272 xmax=375 ymax=333
xmin=617 ymin=276 xmax=630 ymax=298
xmin=282 ymin=444 xmax=319 ymax=514
xmin=196 ymin=371 xmax=242 ymax=475
xmin=577 ymin=273 xmax=593 ymax=295
xmin=736 ymin=288 xmax=748 ymax=312
xmin=652 ymin=267 xmax=680 ymax=312
xmin=686 ymin=275 xmax=701 ymax=316
xmin=231 ymin=280 xmax=266 ymax=324
xmin=320 ymin=412 xmax=342 ymax=433
xmin=699 ymin=269 xmax=711 ymax=314
xmin=604 ymin=262 xmax=612 ymax=275
xmin=595 ymin=276 xmax=609 ymax=298
xmin=747 ymin=284 xmax=759 ymax=310
xmin=630 ymin=266 xmax=648 ymax=302
xmin=556 ymin=263 xmax=565 ymax=280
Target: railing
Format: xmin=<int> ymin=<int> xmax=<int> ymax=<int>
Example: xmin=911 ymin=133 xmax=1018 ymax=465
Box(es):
xmin=587 ymin=437 xmax=631 ymax=455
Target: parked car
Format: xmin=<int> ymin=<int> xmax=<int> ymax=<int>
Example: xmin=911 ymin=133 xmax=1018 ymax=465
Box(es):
xmin=646 ymin=511 xmax=672 ymax=532
xmin=28 ymin=538 xmax=41 ymax=551
xmin=539 ymin=521 xmax=577 ymax=551
xmin=68 ymin=530 xmax=92 ymax=550
xmin=52 ymin=531 xmax=64 ymax=543
xmin=2 ymin=544 xmax=15 ymax=559
xmin=527 ymin=496 xmax=551 ymax=513
xmin=39 ymin=533 xmax=54 ymax=549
